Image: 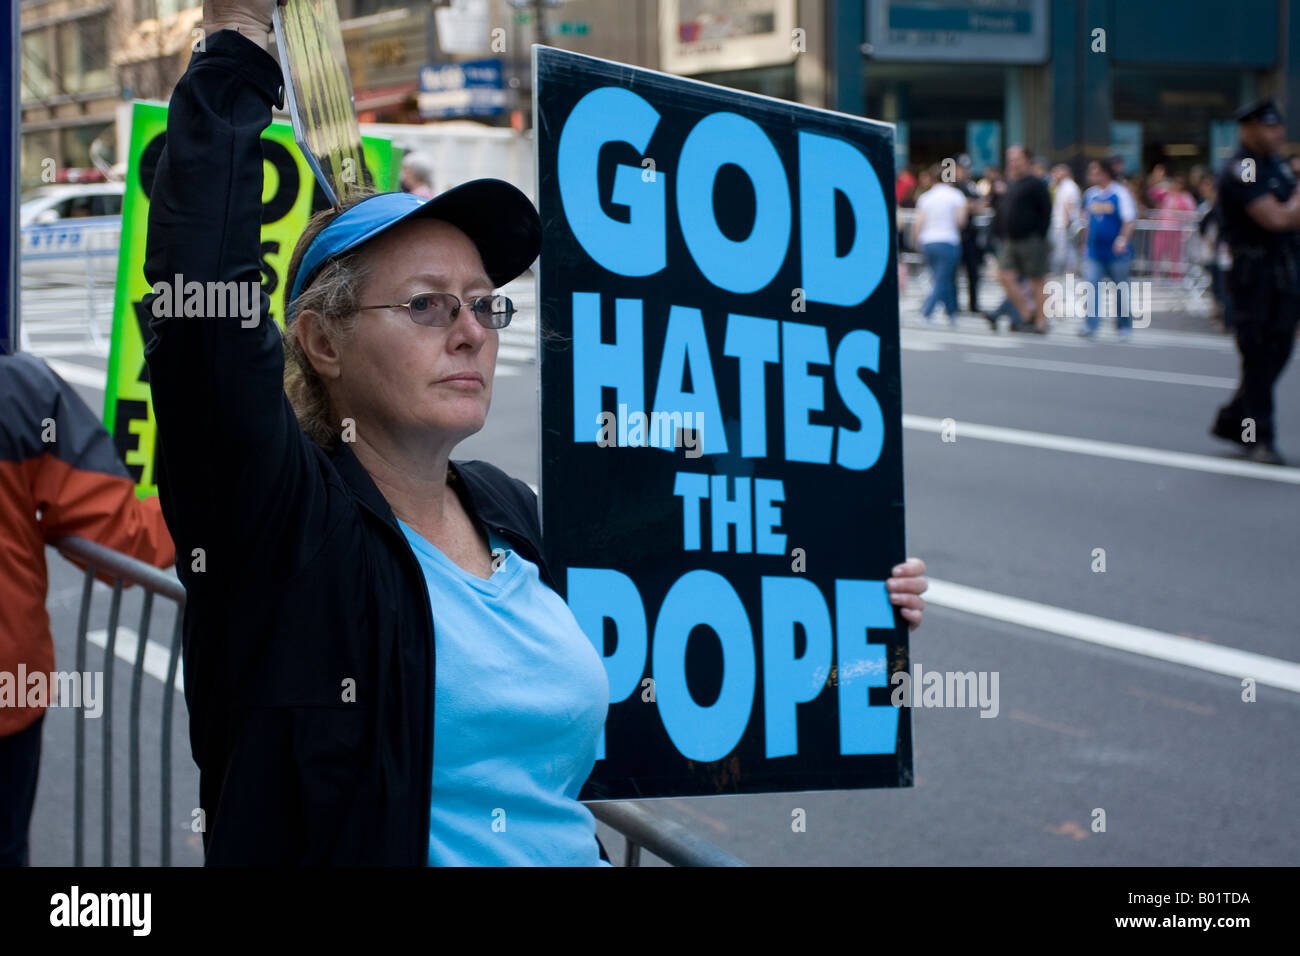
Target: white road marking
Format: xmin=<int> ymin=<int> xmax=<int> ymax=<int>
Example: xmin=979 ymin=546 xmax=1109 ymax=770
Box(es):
xmin=903 ymin=414 xmax=1300 ymax=484
xmin=1117 ymin=328 xmax=1236 ymax=351
xmin=86 ymin=627 xmax=185 ymax=693
xmin=963 ymin=353 xmax=1237 ymax=388
xmin=900 ymin=336 xmax=948 ymax=352
xmin=925 ymin=578 xmax=1300 ymax=694
xmin=900 ymin=319 xmax=1234 ymax=352
xmin=18 ymin=341 xmax=110 ymax=358
xmin=901 ymin=328 xmax=1022 ymax=350
xmin=44 ymin=358 xmax=108 ymax=390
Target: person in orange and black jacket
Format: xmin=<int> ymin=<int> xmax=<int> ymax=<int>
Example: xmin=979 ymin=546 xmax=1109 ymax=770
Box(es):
xmin=0 ymin=352 xmax=176 ymax=865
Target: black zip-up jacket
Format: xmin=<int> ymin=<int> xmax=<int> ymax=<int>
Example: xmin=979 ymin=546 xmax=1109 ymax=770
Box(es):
xmin=142 ymin=29 xmax=607 ymax=864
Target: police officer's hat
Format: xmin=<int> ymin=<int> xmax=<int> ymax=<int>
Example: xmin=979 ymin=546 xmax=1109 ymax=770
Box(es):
xmin=1234 ymin=97 xmax=1284 ymax=125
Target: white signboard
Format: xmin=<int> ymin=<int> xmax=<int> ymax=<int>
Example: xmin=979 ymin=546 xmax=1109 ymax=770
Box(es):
xmin=660 ymin=0 xmax=797 ymax=75
xmin=436 ymin=0 xmax=491 ymax=55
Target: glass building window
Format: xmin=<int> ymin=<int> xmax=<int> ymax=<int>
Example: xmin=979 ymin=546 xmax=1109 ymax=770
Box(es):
xmin=60 ymin=14 xmax=113 ymax=94
xmin=22 ymin=30 xmax=55 ymax=101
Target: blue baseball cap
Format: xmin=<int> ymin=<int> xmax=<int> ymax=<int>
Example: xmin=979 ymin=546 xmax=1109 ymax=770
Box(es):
xmin=286 ymin=179 xmax=542 ymax=316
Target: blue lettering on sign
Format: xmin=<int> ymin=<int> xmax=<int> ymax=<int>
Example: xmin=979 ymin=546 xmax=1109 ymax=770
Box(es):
xmin=782 ymin=320 xmax=833 ymax=464
xmin=753 ymin=479 xmax=786 ymax=555
xmin=652 ymin=570 xmax=755 ymax=763
xmin=649 ymin=306 xmax=727 ymax=455
xmin=833 ymin=329 xmax=885 ymax=470
xmin=570 ymin=293 xmax=886 ymax=470
xmin=676 ymin=112 xmax=790 ymax=294
xmin=554 ymin=87 xmax=890 ymax=305
xmin=836 ymin=579 xmax=898 ymax=754
xmin=557 ymin=87 xmax=666 ymax=277
xmin=571 ymin=292 xmax=645 ymax=444
xmin=797 ymin=130 xmax=889 ymax=307
xmin=761 ymin=577 xmax=833 ymax=758
xmin=567 ymin=568 xmax=901 ymax=760
xmin=566 ymin=567 xmax=647 ymax=761
xmin=722 ymin=314 xmax=779 ymax=457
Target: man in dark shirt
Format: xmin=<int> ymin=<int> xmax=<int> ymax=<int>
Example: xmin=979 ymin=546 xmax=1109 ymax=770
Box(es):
xmin=1210 ymin=98 xmax=1300 ymax=464
xmin=954 ymin=155 xmax=986 ymax=314
xmin=992 ymin=145 xmax=1052 ymax=333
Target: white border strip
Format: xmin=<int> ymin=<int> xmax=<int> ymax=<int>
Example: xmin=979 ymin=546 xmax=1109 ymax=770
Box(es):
xmin=44 ymin=358 xmax=108 ymax=390
xmin=964 ymin=353 xmax=1237 ymax=389
xmin=903 ymin=414 xmax=1300 ymax=484
xmin=86 ymin=627 xmax=184 ymax=693
xmin=925 ymin=578 xmax=1300 ymax=694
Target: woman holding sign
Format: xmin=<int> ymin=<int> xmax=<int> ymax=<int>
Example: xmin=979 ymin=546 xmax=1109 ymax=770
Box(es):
xmin=143 ymin=0 xmax=928 ymax=866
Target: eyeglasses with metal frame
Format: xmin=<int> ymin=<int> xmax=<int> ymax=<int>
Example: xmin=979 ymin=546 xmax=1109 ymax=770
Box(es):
xmin=358 ymin=292 xmax=515 ymax=329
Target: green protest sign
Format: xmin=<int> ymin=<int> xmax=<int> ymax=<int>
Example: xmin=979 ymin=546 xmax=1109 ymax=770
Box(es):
xmin=103 ymin=101 xmax=396 ymax=497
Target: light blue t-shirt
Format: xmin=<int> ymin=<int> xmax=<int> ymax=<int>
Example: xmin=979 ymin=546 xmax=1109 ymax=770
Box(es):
xmin=396 ymin=518 xmax=611 ymax=866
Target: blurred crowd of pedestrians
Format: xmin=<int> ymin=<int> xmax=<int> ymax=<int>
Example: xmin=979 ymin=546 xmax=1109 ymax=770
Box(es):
xmin=896 ymin=147 xmax=1300 ymax=336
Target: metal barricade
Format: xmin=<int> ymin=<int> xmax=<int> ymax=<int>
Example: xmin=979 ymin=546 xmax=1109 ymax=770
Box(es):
xmin=48 ymin=535 xmax=747 ymax=867
xmin=51 ymin=535 xmax=186 ymax=867
xmin=1129 ymin=211 xmax=1213 ymax=311
xmin=897 ymin=206 xmax=1212 ymax=315
xmin=588 ymin=801 xmax=748 ymax=867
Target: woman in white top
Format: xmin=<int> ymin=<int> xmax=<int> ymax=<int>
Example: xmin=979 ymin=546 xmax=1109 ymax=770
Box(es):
xmin=913 ymin=165 xmax=970 ymax=323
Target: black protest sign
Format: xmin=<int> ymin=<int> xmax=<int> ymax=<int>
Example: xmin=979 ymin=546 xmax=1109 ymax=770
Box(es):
xmin=535 ymin=46 xmax=910 ymax=799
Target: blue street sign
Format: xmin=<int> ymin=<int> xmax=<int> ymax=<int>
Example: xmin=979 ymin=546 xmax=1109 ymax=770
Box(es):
xmin=418 ymin=58 xmax=507 ymax=119
xmin=966 ymin=120 xmax=1001 ymax=175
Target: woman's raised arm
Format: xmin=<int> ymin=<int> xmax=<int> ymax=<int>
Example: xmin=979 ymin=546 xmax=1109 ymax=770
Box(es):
xmin=142 ymin=14 xmax=328 ymax=589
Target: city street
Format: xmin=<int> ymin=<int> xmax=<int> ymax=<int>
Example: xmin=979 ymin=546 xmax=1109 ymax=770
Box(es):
xmin=26 ymin=276 xmax=1300 ymax=866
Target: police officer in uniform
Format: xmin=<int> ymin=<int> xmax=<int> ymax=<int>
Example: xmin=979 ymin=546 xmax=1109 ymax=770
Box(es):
xmin=1210 ymin=98 xmax=1300 ymax=465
